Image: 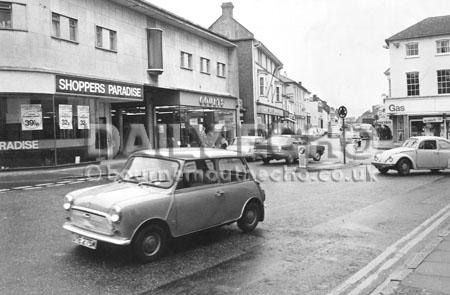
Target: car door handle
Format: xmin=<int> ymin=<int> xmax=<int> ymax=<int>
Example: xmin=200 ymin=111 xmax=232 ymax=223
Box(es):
xmin=215 ymin=191 xmax=224 ymax=197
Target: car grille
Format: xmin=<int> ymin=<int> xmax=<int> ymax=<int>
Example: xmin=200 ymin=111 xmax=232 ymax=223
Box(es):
xmin=71 ymin=208 xmax=112 ymax=235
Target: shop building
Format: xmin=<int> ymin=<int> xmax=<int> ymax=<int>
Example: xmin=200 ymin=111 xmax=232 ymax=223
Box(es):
xmin=0 ymin=0 xmax=239 ymax=169
xmin=279 ymin=75 xmax=309 ymax=134
xmin=209 ymin=2 xmax=286 ymax=136
xmin=385 ymin=15 xmax=450 ymax=144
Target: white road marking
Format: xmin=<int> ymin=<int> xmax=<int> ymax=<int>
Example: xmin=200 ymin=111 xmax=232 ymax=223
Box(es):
xmin=22 ymin=187 xmax=41 ymax=190
xmin=0 ymin=189 xmax=11 ymax=193
xmin=34 ymin=183 xmax=55 ymax=187
xmin=329 ymin=203 xmax=450 ymax=295
xmin=11 ymin=186 xmax=33 ymax=190
xmin=44 ymin=183 xmax=65 ymax=187
xmin=67 ymin=180 xmax=86 ymax=184
xmin=56 ymin=180 xmax=73 ymax=184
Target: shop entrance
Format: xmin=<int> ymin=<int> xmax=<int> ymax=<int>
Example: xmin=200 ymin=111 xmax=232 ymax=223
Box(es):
xmin=111 ymin=102 xmax=148 ymax=156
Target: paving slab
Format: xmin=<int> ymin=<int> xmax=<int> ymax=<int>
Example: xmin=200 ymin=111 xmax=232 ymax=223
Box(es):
xmin=401 ymin=273 xmax=450 ymax=295
xmin=426 ymin=250 xmax=450 ymax=264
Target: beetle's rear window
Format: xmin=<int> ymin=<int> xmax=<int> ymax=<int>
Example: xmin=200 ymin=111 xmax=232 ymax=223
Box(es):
xmin=120 ymin=157 xmax=179 ymax=188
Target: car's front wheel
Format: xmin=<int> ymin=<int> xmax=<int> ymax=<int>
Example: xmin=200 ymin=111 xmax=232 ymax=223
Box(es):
xmin=397 ymin=158 xmax=411 ymax=176
xmin=238 ymin=202 xmax=260 ymax=233
xmin=286 ymin=154 xmax=294 ymax=165
xmin=263 ymin=158 xmax=271 ymax=165
xmin=378 ymin=167 xmax=389 ymax=174
xmin=133 ymin=224 xmax=168 ymax=263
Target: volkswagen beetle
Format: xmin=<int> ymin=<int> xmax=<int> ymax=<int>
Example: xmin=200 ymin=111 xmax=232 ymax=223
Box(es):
xmin=63 ymin=148 xmax=265 ymax=262
xmin=371 ymin=136 xmax=450 ymax=175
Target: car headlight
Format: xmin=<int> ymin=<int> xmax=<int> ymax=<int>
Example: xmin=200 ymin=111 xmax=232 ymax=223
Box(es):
xmin=109 ymin=205 xmax=122 ymax=223
xmin=374 ymin=155 xmax=379 ymax=161
xmin=63 ymin=194 xmax=74 ymax=211
xmin=386 ymin=156 xmax=394 ymax=163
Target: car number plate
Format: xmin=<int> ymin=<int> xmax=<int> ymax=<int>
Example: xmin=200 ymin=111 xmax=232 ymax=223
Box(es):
xmin=72 ymin=234 xmax=97 ymax=250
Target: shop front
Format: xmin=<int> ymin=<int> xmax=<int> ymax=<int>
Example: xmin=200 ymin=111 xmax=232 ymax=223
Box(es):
xmin=385 ymin=97 xmax=450 ymax=144
xmin=0 ymin=74 xmax=143 ymax=169
xmin=152 ymin=88 xmax=238 ymax=149
xmin=256 ymin=103 xmax=284 ymax=136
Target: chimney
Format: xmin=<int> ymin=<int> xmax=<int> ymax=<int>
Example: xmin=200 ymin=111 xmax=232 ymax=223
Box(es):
xmin=221 ymin=2 xmax=234 ymax=18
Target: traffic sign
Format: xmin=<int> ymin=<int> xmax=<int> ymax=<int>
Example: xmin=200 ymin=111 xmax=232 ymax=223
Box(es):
xmin=338 ymin=106 xmax=347 ymax=118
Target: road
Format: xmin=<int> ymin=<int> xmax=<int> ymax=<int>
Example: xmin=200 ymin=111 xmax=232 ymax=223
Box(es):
xmin=0 ymin=161 xmax=449 ymax=294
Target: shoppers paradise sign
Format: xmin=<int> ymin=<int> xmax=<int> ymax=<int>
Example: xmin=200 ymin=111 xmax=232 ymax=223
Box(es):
xmin=21 ymin=104 xmax=43 ymax=131
xmin=56 ymin=75 xmax=143 ymax=100
xmin=0 ymin=140 xmax=39 ymax=151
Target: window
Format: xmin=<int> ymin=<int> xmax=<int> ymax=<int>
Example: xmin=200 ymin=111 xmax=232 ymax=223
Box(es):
xmin=51 ymin=13 xmax=77 ymax=42
xmin=95 ymin=25 xmax=116 ymax=51
xmin=436 ymin=40 xmax=450 ymax=54
xmin=179 ymin=159 xmax=218 ymax=188
xmin=147 ymin=28 xmax=163 ymax=71
xmin=419 ymin=140 xmax=437 ymax=150
xmin=276 ymin=86 xmax=281 ymax=102
xmin=437 ymin=70 xmax=450 ymax=94
xmin=51 ymin=13 xmax=60 ymax=37
xmin=0 ymin=2 xmax=11 ymax=29
xmin=180 ymin=51 xmax=192 ymax=70
xmin=200 ymin=57 xmax=210 ymax=74
xmin=439 ymin=140 xmax=450 ymax=150
xmin=405 ymin=43 xmax=419 ymax=56
xmin=217 ymin=62 xmax=226 ymax=77
xmin=217 ymin=158 xmax=249 ymax=183
xmin=259 ymin=77 xmax=265 ymax=96
xmin=406 ymin=72 xmax=419 ymax=96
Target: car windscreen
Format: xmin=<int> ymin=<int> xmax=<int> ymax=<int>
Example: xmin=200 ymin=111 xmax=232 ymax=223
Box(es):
xmin=265 ymin=137 xmax=292 ymax=145
xmin=231 ymin=138 xmax=257 ymax=146
xmin=120 ymin=156 xmax=180 ymax=188
xmin=402 ymin=139 xmax=418 ymax=148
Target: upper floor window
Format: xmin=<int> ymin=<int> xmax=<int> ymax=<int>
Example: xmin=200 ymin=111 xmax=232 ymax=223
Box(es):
xmin=147 ymin=28 xmax=163 ymax=72
xmin=96 ymin=25 xmax=117 ymax=52
xmin=180 ymin=51 xmax=192 ymax=70
xmin=217 ymin=62 xmax=226 ymax=77
xmin=200 ymin=57 xmax=210 ymax=74
xmin=259 ymin=77 xmax=265 ymax=96
xmin=276 ymin=86 xmax=281 ymax=102
xmin=406 ymin=72 xmax=419 ymax=96
xmin=405 ymin=43 xmax=418 ymax=56
xmin=52 ymin=12 xmax=78 ymax=42
xmin=0 ymin=2 xmax=11 ymax=29
xmin=437 ymin=69 xmax=450 ymax=94
xmin=436 ymin=40 xmax=450 ymax=54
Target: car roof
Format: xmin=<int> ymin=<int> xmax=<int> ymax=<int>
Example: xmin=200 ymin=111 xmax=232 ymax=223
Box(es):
xmin=410 ymin=136 xmax=449 ymax=141
xmin=131 ymin=148 xmax=242 ymax=160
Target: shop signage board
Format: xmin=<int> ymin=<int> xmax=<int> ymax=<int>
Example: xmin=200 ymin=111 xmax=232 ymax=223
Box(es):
xmin=21 ymin=104 xmax=43 ymax=131
xmin=423 ymin=117 xmax=443 ymax=123
xmin=385 ymin=97 xmax=450 ymax=115
xmin=0 ymin=140 xmax=39 ymax=151
xmin=59 ymin=104 xmax=73 ymax=130
xmin=56 ymin=75 xmax=143 ymax=100
xmin=77 ymin=105 xmax=90 ymax=129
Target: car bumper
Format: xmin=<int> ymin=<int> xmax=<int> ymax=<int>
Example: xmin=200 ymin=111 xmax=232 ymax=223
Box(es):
xmin=63 ymin=223 xmax=131 ymax=246
xmin=255 ymin=151 xmax=290 ymax=160
xmin=371 ymin=162 xmax=395 ymax=169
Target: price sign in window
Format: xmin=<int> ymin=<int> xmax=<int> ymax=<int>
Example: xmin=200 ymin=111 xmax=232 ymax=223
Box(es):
xmin=59 ymin=104 xmax=73 ymax=130
xmin=21 ymin=104 xmax=43 ymax=131
xmin=77 ymin=105 xmax=90 ymax=129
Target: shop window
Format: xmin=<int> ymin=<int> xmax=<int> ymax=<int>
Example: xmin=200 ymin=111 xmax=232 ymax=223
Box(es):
xmin=200 ymin=57 xmax=210 ymax=74
xmin=406 ymin=72 xmax=419 ymax=96
xmin=0 ymin=2 xmax=11 ymax=29
xmin=95 ymin=25 xmax=117 ymax=52
xmin=436 ymin=40 xmax=450 ymax=54
xmin=217 ymin=62 xmax=226 ymax=77
xmin=147 ymin=28 xmax=163 ymax=72
xmin=180 ymin=51 xmax=192 ymax=70
xmin=405 ymin=43 xmax=419 ymax=56
xmin=437 ymin=69 xmax=450 ymax=94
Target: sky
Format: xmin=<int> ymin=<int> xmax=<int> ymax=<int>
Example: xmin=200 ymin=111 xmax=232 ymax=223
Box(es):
xmin=147 ymin=0 xmax=450 ymax=117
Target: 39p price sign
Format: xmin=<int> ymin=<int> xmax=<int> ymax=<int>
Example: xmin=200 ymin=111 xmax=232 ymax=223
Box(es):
xmin=21 ymin=104 xmax=43 ymax=131
xmin=59 ymin=104 xmax=73 ymax=130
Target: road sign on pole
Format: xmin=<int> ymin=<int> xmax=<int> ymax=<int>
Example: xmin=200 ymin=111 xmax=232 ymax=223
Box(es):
xmin=338 ymin=106 xmax=347 ymax=164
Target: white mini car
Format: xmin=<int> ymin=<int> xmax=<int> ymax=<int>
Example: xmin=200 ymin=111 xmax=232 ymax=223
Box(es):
xmin=371 ymin=136 xmax=450 ymax=175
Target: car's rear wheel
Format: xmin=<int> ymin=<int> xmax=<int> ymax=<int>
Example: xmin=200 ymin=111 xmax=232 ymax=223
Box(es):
xmin=313 ymin=152 xmax=322 ymax=161
xmin=378 ymin=167 xmax=389 ymax=174
xmin=238 ymin=202 xmax=260 ymax=233
xmin=397 ymin=158 xmax=411 ymax=176
xmin=430 ymin=169 xmax=440 ymax=174
xmin=133 ymin=224 xmax=168 ymax=263
xmin=263 ymin=158 xmax=271 ymax=165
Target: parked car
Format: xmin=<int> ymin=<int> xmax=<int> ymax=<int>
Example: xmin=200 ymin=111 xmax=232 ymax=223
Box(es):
xmin=63 ymin=148 xmax=265 ymax=262
xmin=371 ymin=136 xmax=450 ymax=175
xmin=329 ymin=125 xmax=342 ymax=138
xmin=254 ymin=136 xmax=325 ymax=164
xmin=227 ymin=136 xmax=264 ymax=161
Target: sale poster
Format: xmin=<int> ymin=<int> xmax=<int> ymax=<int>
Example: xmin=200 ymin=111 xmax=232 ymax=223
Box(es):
xmin=77 ymin=105 xmax=90 ymax=129
xmin=21 ymin=104 xmax=43 ymax=131
xmin=59 ymin=104 xmax=73 ymax=130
